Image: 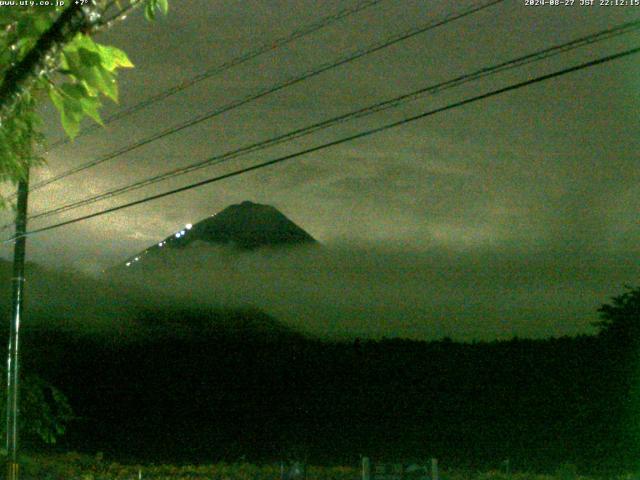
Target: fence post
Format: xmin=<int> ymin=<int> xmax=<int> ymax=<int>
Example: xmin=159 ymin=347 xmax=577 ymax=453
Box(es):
xmin=362 ymin=457 xmax=371 ymax=480
xmin=431 ymin=458 xmax=438 ymax=480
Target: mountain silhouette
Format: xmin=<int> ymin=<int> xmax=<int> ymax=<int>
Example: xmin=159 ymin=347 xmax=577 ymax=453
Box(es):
xmin=123 ymin=201 xmax=316 ymax=268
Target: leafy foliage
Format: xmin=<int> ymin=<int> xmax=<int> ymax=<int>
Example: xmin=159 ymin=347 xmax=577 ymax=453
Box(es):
xmin=51 ymin=33 xmax=134 ymax=138
xmin=0 ymin=1 xmax=169 ymax=196
xmin=0 ymin=7 xmax=60 ymax=77
xmin=145 ymin=0 xmax=169 ymax=20
xmin=0 ymin=370 xmax=74 ymax=446
xmin=0 ymin=7 xmax=57 ymax=193
xmin=0 ymin=0 xmax=167 ymax=448
xmin=594 ymin=285 xmax=640 ymax=344
xmin=0 ymin=93 xmax=43 ymax=200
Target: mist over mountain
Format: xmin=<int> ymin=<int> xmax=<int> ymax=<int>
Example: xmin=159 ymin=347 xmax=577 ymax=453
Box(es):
xmin=1 ymin=198 xmax=635 ymax=340
xmin=0 ymin=222 xmax=637 ymax=471
xmin=119 ymin=201 xmax=317 ymax=271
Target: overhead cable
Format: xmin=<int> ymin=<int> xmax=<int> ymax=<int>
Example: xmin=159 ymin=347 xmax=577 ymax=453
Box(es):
xmin=27 ymin=0 xmax=505 ymax=194
xmin=20 ymin=17 xmax=640 ymax=224
xmin=7 ymin=44 xmax=638 ymax=243
xmin=45 ymin=0 xmax=389 ymax=149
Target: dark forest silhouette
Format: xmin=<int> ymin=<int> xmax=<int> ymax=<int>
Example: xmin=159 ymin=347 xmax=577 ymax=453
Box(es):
xmin=2 ymin=285 xmax=639 ymax=474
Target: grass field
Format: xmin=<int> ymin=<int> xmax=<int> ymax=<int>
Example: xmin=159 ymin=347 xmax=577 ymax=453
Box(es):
xmin=11 ymin=453 xmax=635 ymax=480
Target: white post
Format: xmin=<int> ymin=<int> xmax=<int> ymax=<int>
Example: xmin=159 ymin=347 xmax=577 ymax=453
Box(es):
xmin=362 ymin=457 xmax=371 ymax=480
xmin=431 ymin=458 xmax=438 ymax=480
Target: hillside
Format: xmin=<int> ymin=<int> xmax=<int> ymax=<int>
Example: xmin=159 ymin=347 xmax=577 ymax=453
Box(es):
xmin=120 ymin=201 xmax=317 ymax=270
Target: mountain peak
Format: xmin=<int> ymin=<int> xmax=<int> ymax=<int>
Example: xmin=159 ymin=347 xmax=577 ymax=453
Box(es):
xmin=195 ymin=201 xmax=316 ymax=249
xmin=123 ymin=201 xmax=316 ymax=268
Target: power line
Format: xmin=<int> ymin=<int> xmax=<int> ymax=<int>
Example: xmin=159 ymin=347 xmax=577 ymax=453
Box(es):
xmin=19 ymin=17 xmax=640 ymax=224
xmin=26 ymin=0 xmax=505 ymax=194
xmin=8 ymin=44 xmax=639 ymax=243
xmin=44 ymin=0 xmax=388 ymax=150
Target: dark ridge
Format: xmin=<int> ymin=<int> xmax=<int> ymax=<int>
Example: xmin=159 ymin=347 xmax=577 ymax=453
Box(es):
xmin=121 ymin=201 xmax=317 ymax=269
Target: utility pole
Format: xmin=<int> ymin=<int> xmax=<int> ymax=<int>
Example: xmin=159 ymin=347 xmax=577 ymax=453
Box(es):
xmin=5 ymin=173 xmax=29 ymax=480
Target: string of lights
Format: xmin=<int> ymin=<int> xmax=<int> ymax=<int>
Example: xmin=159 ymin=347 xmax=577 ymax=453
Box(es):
xmin=16 ymin=17 xmax=640 ymax=226
xmin=24 ymin=0 xmax=505 ymax=195
xmin=6 ymin=44 xmax=638 ymax=243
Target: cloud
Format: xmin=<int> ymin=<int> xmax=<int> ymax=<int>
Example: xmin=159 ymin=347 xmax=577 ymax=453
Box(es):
xmin=9 ymin=0 xmax=637 ymax=330
xmin=102 ymin=242 xmax=638 ymax=341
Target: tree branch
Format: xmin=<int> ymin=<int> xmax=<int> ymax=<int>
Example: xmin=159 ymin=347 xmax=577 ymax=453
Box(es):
xmin=94 ymin=0 xmax=144 ymax=33
xmin=0 ymin=3 xmax=97 ymax=125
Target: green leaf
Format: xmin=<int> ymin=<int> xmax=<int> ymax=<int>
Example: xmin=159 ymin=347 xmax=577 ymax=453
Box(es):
xmin=77 ymin=47 xmax=102 ymax=67
xmin=69 ymin=33 xmax=100 ymax=54
xmin=58 ymin=83 xmax=104 ymax=124
xmin=62 ymin=49 xmax=84 ymax=79
xmin=144 ymin=0 xmax=169 ymax=20
xmin=158 ymin=0 xmax=169 ymax=15
xmin=64 ymin=39 xmax=123 ymax=103
xmin=50 ymin=86 xmax=83 ymax=139
xmin=60 ymin=96 xmax=83 ymax=139
xmin=49 ymin=88 xmax=65 ymax=113
xmin=96 ymin=44 xmax=134 ymax=71
xmin=76 ymin=66 xmax=102 ymax=97
xmin=95 ymin=67 xmax=118 ymax=102
xmin=32 ymin=14 xmax=52 ymax=35
xmin=65 ymin=54 xmax=117 ymax=102
xmin=59 ymin=107 xmax=79 ymax=139
xmin=79 ymin=95 xmax=104 ymax=126
xmin=59 ymin=82 xmax=89 ymax=101
xmin=145 ymin=2 xmax=157 ymax=21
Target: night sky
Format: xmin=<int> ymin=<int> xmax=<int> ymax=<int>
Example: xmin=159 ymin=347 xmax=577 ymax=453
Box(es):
xmin=1 ymin=0 xmax=639 ymax=340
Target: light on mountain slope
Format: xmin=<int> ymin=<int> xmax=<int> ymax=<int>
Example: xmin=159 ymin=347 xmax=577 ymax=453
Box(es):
xmin=118 ymin=201 xmax=317 ymax=270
